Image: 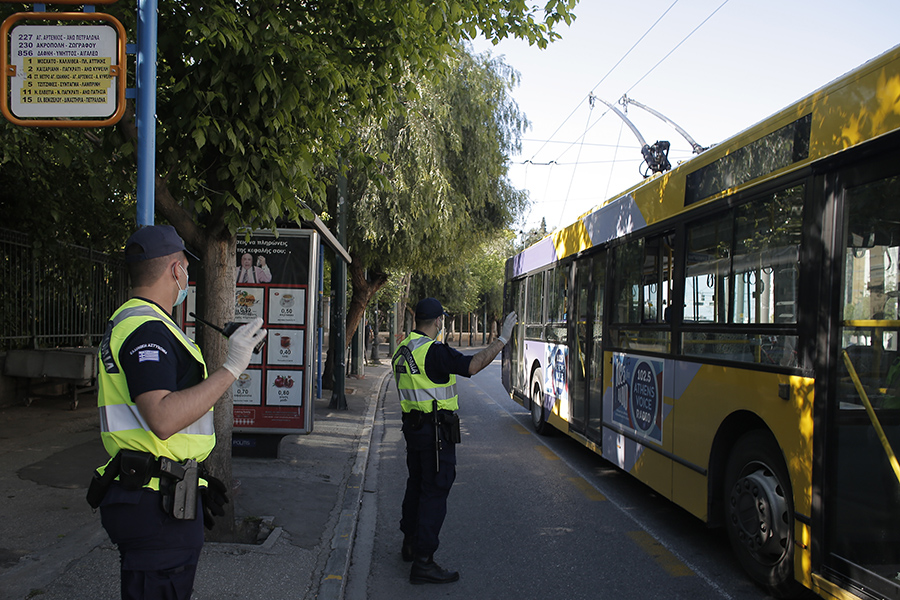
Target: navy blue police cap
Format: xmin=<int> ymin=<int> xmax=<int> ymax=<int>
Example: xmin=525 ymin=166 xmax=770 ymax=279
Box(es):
xmin=415 ymin=297 xmax=447 ymax=320
xmin=124 ymin=225 xmax=198 ymax=263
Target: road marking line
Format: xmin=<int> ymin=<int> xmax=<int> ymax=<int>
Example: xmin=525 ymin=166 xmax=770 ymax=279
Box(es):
xmin=535 ymin=444 xmax=560 ymax=461
xmin=495 ymin=395 xmax=732 ymax=598
xmin=512 ymin=423 xmax=530 ymax=434
xmin=627 ymin=530 xmax=695 ymax=577
xmin=567 ymin=476 xmax=607 ymax=501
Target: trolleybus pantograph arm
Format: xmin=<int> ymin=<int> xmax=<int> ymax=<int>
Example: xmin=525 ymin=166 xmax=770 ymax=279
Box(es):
xmin=591 ymin=94 xmax=671 ymax=177
xmin=618 ymin=95 xmax=708 ymax=155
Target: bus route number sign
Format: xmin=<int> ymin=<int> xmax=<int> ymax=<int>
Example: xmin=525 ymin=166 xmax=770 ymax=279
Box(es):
xmin=10 ymin=25 xmax=118 ymax=118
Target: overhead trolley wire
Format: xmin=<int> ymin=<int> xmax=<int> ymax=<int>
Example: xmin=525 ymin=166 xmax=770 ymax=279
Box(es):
xmin=522 ymin=0 xmax=732 ymax=230
xmin=622 ymin=0 xmax=731 ymax=97
xmin=557 ymin=90 xmax=597 ymax=221
xmin=526 ymin=0 xmax=681 ymax=164
xmin=526 ymin=0 xmax=731 ymax=167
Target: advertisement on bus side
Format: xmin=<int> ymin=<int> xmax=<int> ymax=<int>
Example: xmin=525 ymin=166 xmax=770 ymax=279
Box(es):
xmin=612 ymin=353 xmax=664 ymax=444
xmin=544 ymin=343 xmax=568 ymax=407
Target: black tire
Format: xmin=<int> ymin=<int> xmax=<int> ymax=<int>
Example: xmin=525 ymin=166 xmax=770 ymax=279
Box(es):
xmin=723 ymin=430 xmax=804 ymax=598
xmin=530 ymin=368 xmax=552 ymax=436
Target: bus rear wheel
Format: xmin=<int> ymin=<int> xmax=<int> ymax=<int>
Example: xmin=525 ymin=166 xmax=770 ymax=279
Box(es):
xmin=723 ymin=430 xmax=803 ymax=598
xmin=530 ymin=369 xmax=552 ymax=436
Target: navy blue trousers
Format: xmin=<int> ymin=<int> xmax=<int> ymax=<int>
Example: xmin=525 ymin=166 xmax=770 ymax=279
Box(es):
xmin=100 ymin=483 xmax=204 ymax=600
xmin=400 ymin=420 xmax=456 ymax=556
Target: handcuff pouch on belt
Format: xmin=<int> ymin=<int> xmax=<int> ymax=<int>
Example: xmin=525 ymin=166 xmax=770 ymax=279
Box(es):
xmin=402 ymin=409 xmax=461 ymax=444
xmin=86 ymin=449 xmax=198 ymax=520
xmin=402 ymin=410 xmax=427 ymax=431
xmin=441 ymin=411 xmax=461 ymax=444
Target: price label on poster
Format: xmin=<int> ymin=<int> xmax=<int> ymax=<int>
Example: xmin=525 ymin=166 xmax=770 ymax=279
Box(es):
xmin=234 ymin=287 xmax=264 ymax=322
xmin=232 ymin=369 xmax=263 ymax=406
xmin=267 ymin=371 xmax=303 ymax=406
xmin=9 ymin=25 xmax=118 ymax=118
xmin=267 ymin=330 xmax=304 ymax=366
xmin=268 ymin=288 xmax=305 ymax=325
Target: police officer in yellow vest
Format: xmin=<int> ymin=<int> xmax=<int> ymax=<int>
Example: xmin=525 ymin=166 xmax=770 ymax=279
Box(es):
xmin=393 ymin=298 xmax=516 ymax=584
xmin=90 ymin=225 xmax=266 ymax=599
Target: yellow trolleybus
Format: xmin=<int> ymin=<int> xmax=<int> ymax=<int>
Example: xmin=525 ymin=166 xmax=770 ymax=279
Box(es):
xmin=502 ymin=44 xmax=900 ymax=599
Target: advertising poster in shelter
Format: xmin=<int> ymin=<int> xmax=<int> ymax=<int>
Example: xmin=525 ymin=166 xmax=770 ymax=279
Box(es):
xmin=183 ymin=229 xmax=317 ymax=435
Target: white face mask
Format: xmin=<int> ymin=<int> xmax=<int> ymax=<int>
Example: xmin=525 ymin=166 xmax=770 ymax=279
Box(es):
xmin=174 ymin=263 xmax=189 ymax=307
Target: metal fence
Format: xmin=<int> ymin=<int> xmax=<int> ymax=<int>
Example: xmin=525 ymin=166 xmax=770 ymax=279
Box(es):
xmin=0 ymin=228 xmax=128 ymax=351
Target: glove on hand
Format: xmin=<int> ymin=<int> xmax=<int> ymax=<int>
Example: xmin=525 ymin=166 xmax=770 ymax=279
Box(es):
xmin=222 ymin=317 xmax=266 ymax=379
xmin=498 ymin=311 xmax=517 ymax=345
xmin=200 ymin=473 xmax=229 ymax=530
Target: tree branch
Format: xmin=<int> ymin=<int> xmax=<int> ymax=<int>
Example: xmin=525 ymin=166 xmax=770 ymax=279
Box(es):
xmin=117 ymin=101 xmax=208 ymax=251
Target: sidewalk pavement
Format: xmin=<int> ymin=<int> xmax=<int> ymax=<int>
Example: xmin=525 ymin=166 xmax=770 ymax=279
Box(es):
xmin=0 ymin=360 xmax=393 ymax=600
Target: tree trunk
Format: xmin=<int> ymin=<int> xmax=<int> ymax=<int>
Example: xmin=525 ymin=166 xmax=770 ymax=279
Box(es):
xmin=119 ymin=99 xmax=243 ymax=541
xmin=396 ymin=272 xmax=412 ymax=343
xmin=347 ymin=258 xmax=388 ymax=353
xmin=323 ymin=256 xmax=388 ymax=386
xmin=196 ymin=233 xmax=237 ymax=541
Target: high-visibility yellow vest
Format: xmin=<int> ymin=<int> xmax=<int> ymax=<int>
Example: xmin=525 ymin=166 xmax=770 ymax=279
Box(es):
xmin=96 ymin=298 xmax=213 ymax=490
xmin=393 ymin=332 xmax=459 ymax=413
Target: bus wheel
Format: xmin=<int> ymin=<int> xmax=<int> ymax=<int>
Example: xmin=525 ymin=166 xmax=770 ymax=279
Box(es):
xmin=530 ymin=370 xmax=551 ymax=436
xmin=723 ymin=430 xmax=802 ymax=598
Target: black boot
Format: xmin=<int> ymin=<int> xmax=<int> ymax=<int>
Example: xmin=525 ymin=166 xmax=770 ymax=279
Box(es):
xmin=410 ymin=554 xmax=459 ymax=584
xmin=401 ymin=535 xmax=416 ymax=562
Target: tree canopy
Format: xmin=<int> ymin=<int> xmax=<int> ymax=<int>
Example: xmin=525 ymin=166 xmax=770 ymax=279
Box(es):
xmin=0 ymin=0 xmax=580 ymax=539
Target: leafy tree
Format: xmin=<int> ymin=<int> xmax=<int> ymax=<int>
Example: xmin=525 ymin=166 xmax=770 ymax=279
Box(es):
xmin=408 ymin=229 xmax=514 ymax=342
xmin=328 ymin=46 xmax=530 ymax=377
xmin=2 ymin=0 xmax=578 ymax=539
xmin=0 ymin=126 xmax=133 ymax=253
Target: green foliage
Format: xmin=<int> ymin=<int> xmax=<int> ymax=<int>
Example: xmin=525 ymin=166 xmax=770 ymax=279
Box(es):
xmin=2 ymin=1 xmax=578 ymax=247
xmin=121 ymin=0 xmax=575 ymax=236
xmin=347 ymin=47 xmax=528 ymax=277
xmin=0 ymin=125 xmax=133 ymax=254
xmin=411 ymin=230 xmax=515 ymax=319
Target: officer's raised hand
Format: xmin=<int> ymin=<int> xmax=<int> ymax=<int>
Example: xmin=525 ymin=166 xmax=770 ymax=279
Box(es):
xmin=222 ymin=318 xmax=267 ymax=379
xmin=498 ymin=311 xmax=517 ymax=345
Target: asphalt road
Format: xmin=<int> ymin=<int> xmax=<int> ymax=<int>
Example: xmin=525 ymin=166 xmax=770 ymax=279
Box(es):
xmin=348 ymin=359 xmax=780 ymax=600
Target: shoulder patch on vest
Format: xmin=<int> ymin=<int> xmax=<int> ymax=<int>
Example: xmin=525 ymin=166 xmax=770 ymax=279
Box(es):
xmin=100 ymin=321 xmax=119 ymax=374
xmin=396 ymin=345 xmax=420 ymax=375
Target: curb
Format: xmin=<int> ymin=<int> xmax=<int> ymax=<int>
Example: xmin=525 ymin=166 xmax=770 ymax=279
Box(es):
xmin=314 ymin=370 xmax=391 ymax=600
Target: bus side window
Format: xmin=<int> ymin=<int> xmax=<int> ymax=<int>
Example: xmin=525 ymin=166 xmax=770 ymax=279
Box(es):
xmin=685 ymin=214 xmax=732 ymax=323
xmin=613 ymin=239 xmax=644 ymax=324
xmin=545 ymin=264 xmax=568 ymax=343
xmin=731 ymin=185 xmax=804 ymax=325
xmin=525 ymin=273 xmax=544 ymax=340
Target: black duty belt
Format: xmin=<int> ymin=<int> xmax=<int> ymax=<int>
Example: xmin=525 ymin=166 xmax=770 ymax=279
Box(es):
xmin=87 ymin=450 xmax=200 ymax=520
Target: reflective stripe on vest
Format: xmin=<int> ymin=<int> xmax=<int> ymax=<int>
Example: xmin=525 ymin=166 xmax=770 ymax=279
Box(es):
xmin=96 ymin=299 xmax=213 ymax=488
xmin=99 ymin=402 xmax=214 ymax=437
xmin=393 ymin=333 xmax=459 ymax=413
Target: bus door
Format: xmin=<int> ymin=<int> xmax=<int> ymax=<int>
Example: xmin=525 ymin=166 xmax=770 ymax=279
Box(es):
xmin=569 ymin=259 xmax=590 ymax=432
xmin=569 ymin=252 xmax=606 ymax=440
xmin=504 ymin=277 xmax=527 ymax=395
xmin=824 ymin=158 xmax=900 ymax=599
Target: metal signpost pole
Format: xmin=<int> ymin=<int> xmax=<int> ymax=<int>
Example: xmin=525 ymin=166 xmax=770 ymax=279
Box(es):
xmin=329 ymin=167 xmax=348 ymax=409
xmin=135 ymin=0 xmax=156 ymax=227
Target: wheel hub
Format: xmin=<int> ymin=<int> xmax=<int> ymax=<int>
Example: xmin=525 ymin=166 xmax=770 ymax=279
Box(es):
xmin=729 ymin=466 xmax=790 ymax=564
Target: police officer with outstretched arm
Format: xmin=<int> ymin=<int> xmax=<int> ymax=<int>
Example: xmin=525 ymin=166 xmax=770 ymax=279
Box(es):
xmin=393 ymin=297 xmax=516 ymax=584
xmin=88 ymin=225 xmax=266 ymax=599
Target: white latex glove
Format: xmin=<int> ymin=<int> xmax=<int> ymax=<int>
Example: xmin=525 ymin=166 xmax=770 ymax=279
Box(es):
xmin=222 ymin=318 xmax=266 ymax=379
xmin=498 ymin=311 xmax=517 ymax=345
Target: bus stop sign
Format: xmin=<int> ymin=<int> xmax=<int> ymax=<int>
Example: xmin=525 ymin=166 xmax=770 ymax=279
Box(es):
xmin=1 ymin=13 xmax=126 ymax=127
